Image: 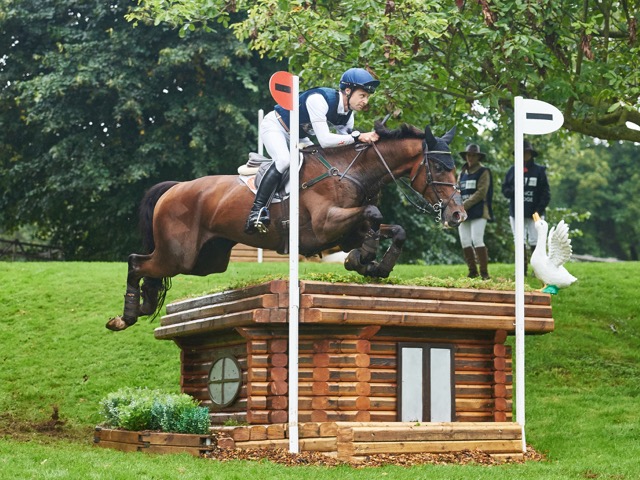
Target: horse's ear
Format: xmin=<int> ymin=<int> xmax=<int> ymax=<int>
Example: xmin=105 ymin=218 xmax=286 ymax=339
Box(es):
xmin=424 ymin=125 xmax=437 ymax=149
xmin=441 ymin=126 xmax=457 ymax=145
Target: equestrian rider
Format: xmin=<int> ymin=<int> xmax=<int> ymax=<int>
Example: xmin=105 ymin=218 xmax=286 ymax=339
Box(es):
xmin=244 ymin=68 xmax=381 ymax=234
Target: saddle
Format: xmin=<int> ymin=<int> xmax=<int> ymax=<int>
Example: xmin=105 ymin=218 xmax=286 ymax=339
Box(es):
xmin=238 ymin=152 xmax=303 ymax=202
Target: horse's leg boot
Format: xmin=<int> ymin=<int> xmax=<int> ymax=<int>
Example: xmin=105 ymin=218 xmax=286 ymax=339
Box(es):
xmin=245 ymin=163 xmax=283 ymax=235
xmin=106 ymin=285 xmax=140 ymax=331
xmin=463 ymin=246 xmax=479 ymax=278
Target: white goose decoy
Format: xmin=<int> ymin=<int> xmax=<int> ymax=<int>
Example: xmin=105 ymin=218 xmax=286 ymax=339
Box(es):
xmin=530 ymin=212 xmax=577 ymax=294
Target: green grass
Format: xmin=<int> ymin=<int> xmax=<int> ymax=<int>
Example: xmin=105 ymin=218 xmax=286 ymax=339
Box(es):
xmin=1 ymin=260 xmax=639 ymax=479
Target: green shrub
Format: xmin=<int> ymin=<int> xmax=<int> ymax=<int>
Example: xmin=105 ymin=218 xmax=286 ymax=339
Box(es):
xmin=99 ymin=387 xmax=210 ymax=434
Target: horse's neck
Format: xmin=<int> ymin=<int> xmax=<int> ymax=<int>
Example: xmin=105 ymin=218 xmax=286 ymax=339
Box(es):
xmin=301 ymin=140 xmax=420 ymax=197
xmin=361 ymin=140 xmax=421 ymax=181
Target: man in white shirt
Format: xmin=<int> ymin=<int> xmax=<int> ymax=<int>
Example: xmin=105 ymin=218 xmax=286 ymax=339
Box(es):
xmin=244 ymin=68 xmax=381 ymax=234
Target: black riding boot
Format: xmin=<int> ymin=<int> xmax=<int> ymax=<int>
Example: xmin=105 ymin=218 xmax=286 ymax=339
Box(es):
xmin=244 ymin=163 xmax=283 ymax=234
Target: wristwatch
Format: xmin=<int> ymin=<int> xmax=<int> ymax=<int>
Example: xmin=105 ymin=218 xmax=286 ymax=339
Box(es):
xmin=351 ymin=131 xmax=361 ymax=142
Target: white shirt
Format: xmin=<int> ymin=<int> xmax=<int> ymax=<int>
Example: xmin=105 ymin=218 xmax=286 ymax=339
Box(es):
xmin=305 ymin=92 xmax=356 ymax=148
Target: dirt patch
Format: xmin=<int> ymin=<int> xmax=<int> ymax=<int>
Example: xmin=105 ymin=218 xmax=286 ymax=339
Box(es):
xmin=204 ymin=442 xmax=546 ymax=468
xmin=0 ymin=408 xmax=90 ymax=443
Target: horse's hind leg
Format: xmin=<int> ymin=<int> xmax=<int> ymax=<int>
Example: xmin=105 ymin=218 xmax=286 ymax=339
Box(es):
xmin=139 ymin=276 xmax=164 ymax=316
xmin=106 ymin=253 xmax=150 ymax=331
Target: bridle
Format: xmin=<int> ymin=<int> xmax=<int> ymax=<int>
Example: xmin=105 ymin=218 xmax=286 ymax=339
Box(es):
xmin=302 ymin=139 xmax=460 ymax=223
xmin=371 ymin=141 xmax=460 ymax=223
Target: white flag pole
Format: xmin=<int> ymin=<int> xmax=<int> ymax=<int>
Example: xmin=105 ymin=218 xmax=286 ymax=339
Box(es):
xmin=288 ymin=76 xmax=300 ymax=453
xmin=257 ymin=109 xmax=264 ymax=264
xmin=513 ymin=96 xmax=564 ymax=453
xmin=513 ymin=96 xmax=526 ymax=452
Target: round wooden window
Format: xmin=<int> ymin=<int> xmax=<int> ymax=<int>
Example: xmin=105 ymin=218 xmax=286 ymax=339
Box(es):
xmin=207 ymin=356 xmax=242 ymax=408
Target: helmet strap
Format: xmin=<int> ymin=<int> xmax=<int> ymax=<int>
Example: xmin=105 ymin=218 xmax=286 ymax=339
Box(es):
xmin=344 ymin=88 xmax=354 ymax=111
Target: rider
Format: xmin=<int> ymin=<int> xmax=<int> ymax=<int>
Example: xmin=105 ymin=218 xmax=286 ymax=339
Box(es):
xmin=244 ymin=68 xmax=381 ymax=234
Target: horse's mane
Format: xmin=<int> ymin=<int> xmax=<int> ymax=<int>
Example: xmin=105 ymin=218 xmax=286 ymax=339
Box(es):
xmin=305 ymin=122 xmax=424 ymax=157
xmin=374 ymin=122 xmax=424 ymax=140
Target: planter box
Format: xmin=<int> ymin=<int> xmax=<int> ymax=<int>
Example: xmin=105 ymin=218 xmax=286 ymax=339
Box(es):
xmin=94 ymin=427 xmax=214 ymax=456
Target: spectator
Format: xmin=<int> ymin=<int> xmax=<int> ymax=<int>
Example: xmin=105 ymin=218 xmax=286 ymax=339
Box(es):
xmin=501 ymin=140 xmax=551 ymax=274
xmin=458 ymin=144 xmax=494 ymax=279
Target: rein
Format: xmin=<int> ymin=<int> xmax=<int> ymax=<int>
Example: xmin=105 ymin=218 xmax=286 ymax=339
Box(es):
xmin=370 ymin=141 xmax=460 ymax=223
xmin=300 ymin=140 xmax=460 ymax=223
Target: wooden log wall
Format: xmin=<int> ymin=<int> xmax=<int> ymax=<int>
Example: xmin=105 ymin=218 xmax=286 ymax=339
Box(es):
xmin=214 ymin=421 xmax=524 ymax=463
xmin=157 ymin=280 xmax=552 ymax=426
xmin=94 ymin=422 xmax=524 ymax=462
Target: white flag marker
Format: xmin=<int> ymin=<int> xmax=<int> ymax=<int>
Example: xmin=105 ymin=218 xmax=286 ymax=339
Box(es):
xmin=269 ymin=71 xmax=300 ymax=453
xmin=513 ymin=97 xmax=563 ymax=452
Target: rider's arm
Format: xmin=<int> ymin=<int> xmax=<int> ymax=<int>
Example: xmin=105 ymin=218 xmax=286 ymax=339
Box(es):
xmin=306 ymin=94 xmax=355 ymax=148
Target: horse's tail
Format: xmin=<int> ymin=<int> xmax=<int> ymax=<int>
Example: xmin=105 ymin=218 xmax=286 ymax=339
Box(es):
xmin=139 ymin=181 xmax=179 ymax=254
xmin=138 ymin=181 xmax=178 ymax=322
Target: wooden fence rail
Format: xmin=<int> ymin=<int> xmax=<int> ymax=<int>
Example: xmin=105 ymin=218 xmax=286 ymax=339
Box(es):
xmin=0 ymin=238 xmax=64 ymax=261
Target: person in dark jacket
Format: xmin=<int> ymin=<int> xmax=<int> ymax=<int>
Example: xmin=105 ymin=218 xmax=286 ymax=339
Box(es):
xmin=458 ymin=144 xmax=494 ymax=279
xmin=501 ymin=140 xmax=551 ymax=274
xmin=244 ymin=68 xmax=380 ymax=234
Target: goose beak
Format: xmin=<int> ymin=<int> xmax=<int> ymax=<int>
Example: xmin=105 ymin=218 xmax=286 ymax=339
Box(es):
xmin=532 ymin=212 xmax=541 ymax=222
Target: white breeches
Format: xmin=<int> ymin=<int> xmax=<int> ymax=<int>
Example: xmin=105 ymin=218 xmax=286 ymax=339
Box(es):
xmin=458 ymin=218 xmax=487 ymax=248
xmin=260 ymin=111 xmax=292 ymax=174
xmin=509 ymin=216 xmax=540 ymax=247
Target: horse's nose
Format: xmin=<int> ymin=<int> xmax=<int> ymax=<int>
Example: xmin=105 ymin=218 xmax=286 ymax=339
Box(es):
xmin=449 ymin=210 xmax=466 ymax=227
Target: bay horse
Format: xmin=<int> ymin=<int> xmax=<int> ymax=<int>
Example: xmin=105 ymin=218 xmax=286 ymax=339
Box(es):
xmin=106 ymin=123 xmax=467 ymax=331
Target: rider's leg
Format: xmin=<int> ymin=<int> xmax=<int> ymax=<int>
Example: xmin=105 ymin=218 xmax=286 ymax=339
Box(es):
xmin=245 ymin=112 xmax=290 ymax=234
xmin=245 ymin=162 xmax=284 ymax=234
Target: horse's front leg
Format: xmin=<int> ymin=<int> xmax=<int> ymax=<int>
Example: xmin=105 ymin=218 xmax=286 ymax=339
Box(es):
xmin=106 ymin=253 xmax=148 ymax=331
xmin=370 ymin=224 xmax=407 ymax=278
xmin=345 ymin=223 xmax=406 ymax=278
xmin=343 ymin=205 xmax=385 ymax=276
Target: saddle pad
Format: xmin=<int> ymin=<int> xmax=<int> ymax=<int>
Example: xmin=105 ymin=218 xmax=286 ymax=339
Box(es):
xmin=239 ymin=155 xmax=304 ymax=203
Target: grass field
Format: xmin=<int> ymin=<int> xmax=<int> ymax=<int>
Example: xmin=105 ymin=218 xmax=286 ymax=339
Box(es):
xmin=1 ymin=260 xmax=639 ymax=479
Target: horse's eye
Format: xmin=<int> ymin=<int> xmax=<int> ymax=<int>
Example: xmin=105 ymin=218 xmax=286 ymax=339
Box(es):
xmin=433 ymin=162 xmax=445 ymax=173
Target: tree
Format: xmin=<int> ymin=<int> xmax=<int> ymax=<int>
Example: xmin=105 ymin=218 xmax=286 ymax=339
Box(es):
xmin=125 ymin=0 xmax=640 ymax=264
xmin=549 ymin=136 xmax=639 ymax=260
xmin=128 ymin=0 xmax=640 ymax=143
xmin=0 ymin=0 xmax=282 ymax=259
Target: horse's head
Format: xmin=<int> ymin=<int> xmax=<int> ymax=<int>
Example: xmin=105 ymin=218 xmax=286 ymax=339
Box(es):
xmin=413 ymin=125 xmax=467 ymax=227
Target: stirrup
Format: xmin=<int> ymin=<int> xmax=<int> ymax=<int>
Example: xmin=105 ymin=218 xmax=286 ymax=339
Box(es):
xmin=246 ymin=207 xmax=270 ymax=234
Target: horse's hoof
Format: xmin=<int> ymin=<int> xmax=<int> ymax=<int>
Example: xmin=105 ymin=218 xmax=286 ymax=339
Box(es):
xmin=106 ymin=316 xmax=129 ymax=331
xmin=344 ymin=250 xmax=361 ymax=271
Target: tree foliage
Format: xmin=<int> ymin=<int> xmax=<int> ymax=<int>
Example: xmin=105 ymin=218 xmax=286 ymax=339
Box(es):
xmin=128 ymin=0 xmax=640 ymax=143
xmin=0 ymin=0 xmax=281 ymax=259
xmin=1 ymin=0 xmax=637 ymax=263
xmin=549 ymin=137 xmax=639 ymax=260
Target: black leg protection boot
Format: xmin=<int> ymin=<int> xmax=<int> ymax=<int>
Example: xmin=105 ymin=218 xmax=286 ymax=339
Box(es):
xmin=245 ymin=163 xmax=283 ymax=234
xmin=463 ymin=247 xmax=479 ymax=278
